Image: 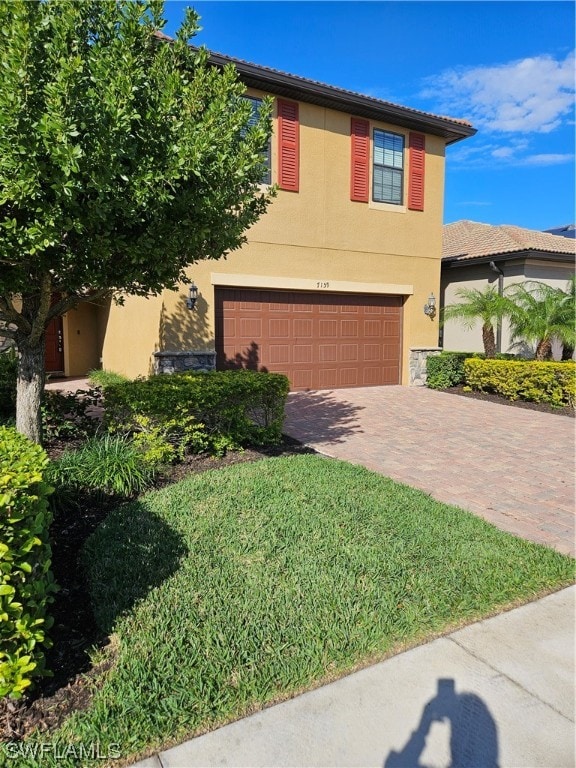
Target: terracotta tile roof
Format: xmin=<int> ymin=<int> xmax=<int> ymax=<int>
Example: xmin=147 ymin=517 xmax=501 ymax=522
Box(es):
xmin=443 ymin=220 xmax=576 ymax=261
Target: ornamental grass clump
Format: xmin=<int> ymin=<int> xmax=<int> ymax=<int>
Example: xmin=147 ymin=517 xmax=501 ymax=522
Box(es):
xmin=0 ymin=426 xmax=57 ymax=698
xmin=47 ymin=434 xmax=157 ymax=503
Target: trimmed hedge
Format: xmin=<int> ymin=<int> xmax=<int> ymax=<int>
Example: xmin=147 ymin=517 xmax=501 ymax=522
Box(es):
xmin=104 ymin=370 xmax=290 ymax=452
xmin=464 ymin=359 xmax=576 ymax=407
xmin=0 ymin=427 xmax=56 ymax=698
xmin=426 ymin=352 xmax=485 ymax=390
xmin=426 ymin=351 xmax=518 ymax=390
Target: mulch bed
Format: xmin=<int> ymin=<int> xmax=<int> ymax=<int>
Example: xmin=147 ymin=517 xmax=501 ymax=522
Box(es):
xmin=1 ymin=387 xmax=572 ymax=741
xmin=442 ymin=385 xmax=575 ymax=417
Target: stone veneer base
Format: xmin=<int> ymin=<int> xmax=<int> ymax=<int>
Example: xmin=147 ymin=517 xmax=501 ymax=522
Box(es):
xmin=153 ymin=350 xmax=216 ymax=375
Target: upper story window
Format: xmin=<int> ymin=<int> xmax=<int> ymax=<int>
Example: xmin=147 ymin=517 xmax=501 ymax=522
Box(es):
xmin=372 ymin=129 xmax=404 ymax=205
xmin=244 ymin=96 xmax=272 ymax=185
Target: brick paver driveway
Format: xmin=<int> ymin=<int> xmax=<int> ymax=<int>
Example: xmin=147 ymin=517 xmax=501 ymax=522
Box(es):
xmin=284 ymin=386 xmax=575 ymax=557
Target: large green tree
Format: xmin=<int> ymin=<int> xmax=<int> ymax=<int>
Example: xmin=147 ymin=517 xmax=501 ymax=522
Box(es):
xmin=0 ymin=0 xmax=273 ymax=442
xmin=441 ymin=285 xmax=509 ymax=358
xmin=505 ymin=278 xmax=576 ymax=361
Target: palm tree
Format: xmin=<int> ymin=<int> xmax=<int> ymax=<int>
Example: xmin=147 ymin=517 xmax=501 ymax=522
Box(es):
xmin=560 ymin=274 xmax=576 ymax=360
xmin=441 ymin=286 xmax=508 ymax=357
xmin=505 ymin=278 xmax=576 ymax=361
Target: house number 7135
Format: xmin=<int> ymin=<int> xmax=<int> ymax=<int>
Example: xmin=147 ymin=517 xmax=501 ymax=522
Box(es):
xmin=316 ymin=282 xmax=330 ymax=288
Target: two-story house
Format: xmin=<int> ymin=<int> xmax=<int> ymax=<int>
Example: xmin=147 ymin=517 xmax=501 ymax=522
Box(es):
xmin=53 ymin=49 xmax=475 ymax=389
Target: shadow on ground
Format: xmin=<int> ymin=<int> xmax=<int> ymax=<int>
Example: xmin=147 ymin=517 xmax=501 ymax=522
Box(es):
xmin=285 ymin=390 xmax=365 ymax=445
xmin=81 ymin=501 xmax=188 ymax=635
xmin=385 ymin=677 xmax=499 ymax=768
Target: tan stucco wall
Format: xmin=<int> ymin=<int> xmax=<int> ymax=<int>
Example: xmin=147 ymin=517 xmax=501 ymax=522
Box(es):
xmin=99 ymin=95 xmax=447 ymax=384
xmin=62 ymin=301 xmax=102 ymax=376
xmin=441 ymin=258 xmax=575 ymax=357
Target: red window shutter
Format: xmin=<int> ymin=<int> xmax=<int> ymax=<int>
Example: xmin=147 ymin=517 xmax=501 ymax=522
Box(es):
xmin=278 ymin=99 xmax=299 ymax=191
xmin=408 ymin=133 xmax=426 ymax=211
xmin=350 ymin=118 xmax=369 ymax=202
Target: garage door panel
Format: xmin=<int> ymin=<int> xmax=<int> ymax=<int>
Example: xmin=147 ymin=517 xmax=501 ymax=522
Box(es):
xmin=382 ymin=365 xmax=399 ymax=384
xmin=269 ymin=319 xmax=290 ymax=337
xmin=240 ymin=300 xmax=261 ymax=311
xmin=294 ymin=319 xmax=313 ymax=337
xmin=216 ymin=288 xmax=402 ymax=390
xmin=341 ymin=344 xmax=358 ymax=362
xmin=240 ymin=318 xmax=261 ymax=337
xmin=294 ymin=345 xmax=313 ymax=362
xmin=293 ymin=369 xmax=313 ymax=389
xmin=363 ymin=344 xmax=381 ymax=362
xmin=319 ymin=344 xmax=337 ymax=362
xmin=363 ymin=367 xmax=383 ymax=386
xmin=364 ymin=320 xmax=382 ymax=337
xmin=269 ymin=344 xmax=291 ymax=364
xmin=341 ymin=320 xmax=358 ymax=337
xmin=223 ymin=318 xmax=236 ymax=337
xmin=319 ymin=368 xmax=339 ymax=388
xmin=270 ymin=301 xmax=289 ymax=312
xmin=340 ymin=368 xmax=358 ymax=386
xmin=319 ymin=320 xmax=338 ymax=337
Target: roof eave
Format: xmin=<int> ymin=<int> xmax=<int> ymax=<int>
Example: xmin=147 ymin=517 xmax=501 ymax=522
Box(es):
xmin=207 ymin=52 xmax=476 ymax=144
xmin=443 ymin=249 xmax=576 ymax=267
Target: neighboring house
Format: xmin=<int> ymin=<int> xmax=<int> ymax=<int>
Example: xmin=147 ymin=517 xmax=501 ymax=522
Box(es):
xmin=441 ymin=220 xmax=576 ymax=356
xmin=49 ymin=50 xmax=475 ymax=389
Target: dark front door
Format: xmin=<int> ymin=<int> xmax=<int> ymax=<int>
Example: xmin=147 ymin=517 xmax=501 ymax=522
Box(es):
xmin=45 ymin=315 xmax=64 ymax=373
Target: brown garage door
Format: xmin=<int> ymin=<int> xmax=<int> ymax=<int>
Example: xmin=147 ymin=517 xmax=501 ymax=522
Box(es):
xmin=215 ymin=288 xmax=403 ymax=390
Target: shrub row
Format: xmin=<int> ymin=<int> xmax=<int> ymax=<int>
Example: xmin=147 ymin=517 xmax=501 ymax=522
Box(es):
xmin=426 ymin=351 xmax=518 ymax=390
xmin=426 ymin=352 xmax=482 ymax=390
xmin=104 ymin=370 xmax=290 ymax=453
xmin=464 ymin=359 xmax=576 ymax=407
xmin=0 ymin=427 xmax=56 ymax=699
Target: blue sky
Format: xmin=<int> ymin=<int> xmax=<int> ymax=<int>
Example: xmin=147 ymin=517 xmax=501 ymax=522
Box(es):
xmin=163 ymin=1 xmax=575 ymax=231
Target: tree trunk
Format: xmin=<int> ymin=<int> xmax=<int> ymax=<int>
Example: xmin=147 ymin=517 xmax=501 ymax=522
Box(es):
xmin=535 ymin=339 xmax=552 ymax=361
xmin=561 ymin=344 xmax=574 ymax=361
xmin=16 ymin=339 xmax=45 ymax=444
xmin=482 ymin=324 xmax=496 ymax=358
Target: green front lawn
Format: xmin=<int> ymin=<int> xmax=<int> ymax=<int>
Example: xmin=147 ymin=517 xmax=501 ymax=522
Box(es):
xmin=24 ymin=455 xmax=575 ymax=766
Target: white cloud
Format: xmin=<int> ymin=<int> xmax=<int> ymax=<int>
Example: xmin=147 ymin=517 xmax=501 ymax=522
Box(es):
xmin=422 ymin=51 xmax=575 ymax=133
xmin=521 ymin=153 xmax=575 ymax=166
xmin=491 ymin=146 xmax=516 ymax=159
xmin=448 ymin=139 xmax=575 ymax=169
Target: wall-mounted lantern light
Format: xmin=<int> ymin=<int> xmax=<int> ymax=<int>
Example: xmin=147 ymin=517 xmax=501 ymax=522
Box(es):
xmin=423 ymin=292 xmax=436 ymax=318
xmin=186 ymin=282 xmax=198 ymax=311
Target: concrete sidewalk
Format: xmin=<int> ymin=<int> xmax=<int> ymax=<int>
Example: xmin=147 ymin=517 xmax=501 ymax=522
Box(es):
xmin=133 ymin=586 xmax=575 ymax=768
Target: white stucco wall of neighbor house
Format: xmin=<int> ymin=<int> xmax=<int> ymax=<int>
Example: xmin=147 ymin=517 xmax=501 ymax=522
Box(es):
xmin=440 ymin=259 xmax=575 ymax=358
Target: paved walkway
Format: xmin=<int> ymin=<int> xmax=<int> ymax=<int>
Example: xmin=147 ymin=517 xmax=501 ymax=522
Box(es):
xmin=45 ymin=376 xmax=91 ymax=392
xmin=133 ymin=586 xmax=575 ymax=768
xmin=284 ymin=386 xmax=575 ymax=556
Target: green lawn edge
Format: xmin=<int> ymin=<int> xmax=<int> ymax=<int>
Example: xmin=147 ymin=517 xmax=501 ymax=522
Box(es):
xmin=10 ymin=454 xmax=575 ymax=768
